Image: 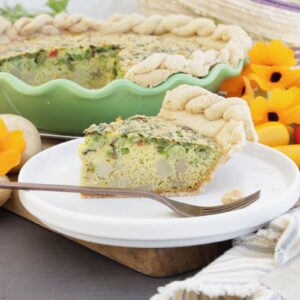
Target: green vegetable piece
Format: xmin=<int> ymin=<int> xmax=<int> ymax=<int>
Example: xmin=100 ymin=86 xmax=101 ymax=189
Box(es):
xmin=167 ymin=145 xmax=186 ymax=158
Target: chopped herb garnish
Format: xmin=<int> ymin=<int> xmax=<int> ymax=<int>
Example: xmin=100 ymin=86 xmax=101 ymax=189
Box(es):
xmin=65 ymin=53 xmax=75 ymax=71
xmin=75 ymin=54 xmax=83 ymax=61
xmin=176 ymin=130 xmax=183 ymax=137
xmin=34 ymin=51 xmax=47 ymax=64
xmin=121 ymin=148 xmax=130 ymax=155
xmin=57 ymin=57 xmax=66 ymax=64
xmin=84 ymin=48 xmax=91 ymax=59
xmin=82 ymin=149 xmax=96 ymax=155
xmin=191 ymin=157 xmax=201 ymax=167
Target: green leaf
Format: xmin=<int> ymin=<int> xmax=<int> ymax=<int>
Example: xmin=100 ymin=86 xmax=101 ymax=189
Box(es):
xmin=46 ymin=0 xmax=69 ymax=14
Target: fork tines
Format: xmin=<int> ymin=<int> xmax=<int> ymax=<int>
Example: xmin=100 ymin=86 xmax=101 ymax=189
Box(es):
xmin=202 ymin=190 xmax=261 ymax=214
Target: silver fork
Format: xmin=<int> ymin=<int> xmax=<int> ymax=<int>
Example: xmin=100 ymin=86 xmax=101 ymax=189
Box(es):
xmin=0 ymin=181 xmax=260 ymax=218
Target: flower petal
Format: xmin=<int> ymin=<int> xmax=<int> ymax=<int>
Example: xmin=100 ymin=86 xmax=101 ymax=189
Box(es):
xmin=219 ymin=74 xmax=245 ymax=97
xmin=242 ymin=64 xmax=252 ymax=76
xmin=268 ymin=88 xmax=294 ymax=112
xmin=250 ymin=96 xmax=269 ymax=125
xmin=249 ymin=72 xmax=275 ymax=91
xmin=0 ymin=149 xmax=21 ymax=176
xmin=0 ymin=119 xmax=8 ymax=140
xmin=0 ymin=130 xmax=26 ymax=153
xmin=268 ymin=40 xmax=297 ymax=67
xmin=248 ymin=41 xmax=269 ymax=65
xmin=280 ymin=104 xmax=300 ymax=124
xmin=242 ymin=76 xmax=254 ymax=103
xmin=250 ymin=65 xmax=299 ymax=91
xmin=219 ymin=64 xmax=253 ymax=97
xmin=281 ymin=68 xmax=300 ymax=88
xmin=290 ymin=87 xmax=300 ymax=106
xmin=292 ymin=76 xmax=300 ymax=88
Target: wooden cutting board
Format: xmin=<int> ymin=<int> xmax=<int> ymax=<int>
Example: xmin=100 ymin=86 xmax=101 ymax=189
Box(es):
xmin=3 ymin=138 xmax=231 ymax=277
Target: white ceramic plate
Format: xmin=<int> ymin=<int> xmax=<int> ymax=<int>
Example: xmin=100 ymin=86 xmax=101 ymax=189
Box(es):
xmin=19 ymin=139 xmax=300 ymax=248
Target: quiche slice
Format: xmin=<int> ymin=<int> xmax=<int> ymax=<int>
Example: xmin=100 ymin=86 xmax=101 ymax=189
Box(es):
xmin=79 ymin=85 xmax=257 ymax=196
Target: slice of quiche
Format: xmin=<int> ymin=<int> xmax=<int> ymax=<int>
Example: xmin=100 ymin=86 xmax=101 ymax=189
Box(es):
xmin=79 ymin=85 xmax=257 ymax=196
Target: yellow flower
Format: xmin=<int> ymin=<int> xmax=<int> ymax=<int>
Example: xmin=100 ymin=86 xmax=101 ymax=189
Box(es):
xmin=249 ymin=40 xmax=297 ymax=67
xmin=249 ymin=65 xmax=300 ymax=91
xmin=0 ymin=119 xmax=26 ymax=176
xmin=241 ymin=76 xmax=255 ymax=103
xmin=219 ymin=65 xmax=252 ymax=97
xmin=282 ymin=87 xmax=300 ymax=124
xmin=291 ymin=76 xmax=300 ymax=88
xmin=249 ymin=88 xmax=300 ymax=125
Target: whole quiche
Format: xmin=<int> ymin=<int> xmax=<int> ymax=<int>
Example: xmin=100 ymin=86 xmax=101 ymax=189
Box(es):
xmin=0 ymin=13 xmax=251 ymax=88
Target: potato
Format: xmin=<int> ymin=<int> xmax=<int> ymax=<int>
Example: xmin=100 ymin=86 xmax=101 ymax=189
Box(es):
xmin=0 ymin=114 xmax=42 ymax=172
xmin=0 ymin=176 xmax=12 ymax=206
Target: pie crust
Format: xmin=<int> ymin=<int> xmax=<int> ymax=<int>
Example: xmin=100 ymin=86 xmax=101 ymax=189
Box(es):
xmin=158 ymin=84 xmax=257 ymax=194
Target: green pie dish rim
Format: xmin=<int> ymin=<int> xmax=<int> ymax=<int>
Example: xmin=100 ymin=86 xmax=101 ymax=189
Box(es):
xmin=0 ymin=60 xmax=244 ymax=134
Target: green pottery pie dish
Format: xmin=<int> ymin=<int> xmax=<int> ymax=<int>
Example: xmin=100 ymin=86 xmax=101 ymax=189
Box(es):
xmin=0 ymin=13 xmax=252 ymax=134
xmin=0 ymin=60 xmax=243 ymax=134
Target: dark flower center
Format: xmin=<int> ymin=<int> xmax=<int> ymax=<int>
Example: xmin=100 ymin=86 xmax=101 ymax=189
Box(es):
xmin=241 ymin=86 xmax=246 ymax=96
xmin=270 ymin=72 xmax=282 ymax=82
xmin=268 ymin=112 xmax=279 ymax=121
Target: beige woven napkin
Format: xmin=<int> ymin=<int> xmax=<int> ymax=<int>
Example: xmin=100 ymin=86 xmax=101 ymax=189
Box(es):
xmin=151 ymin=205 xmax=300 ymax=300
xmin=260 ymin=253 xmax=300 ymax=300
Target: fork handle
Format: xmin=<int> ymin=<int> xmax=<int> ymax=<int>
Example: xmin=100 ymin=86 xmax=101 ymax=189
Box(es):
xmin=0 ymin=181 xmax=188 ymax=217
xmin=0 ymin=181 xmax=163 ymax=198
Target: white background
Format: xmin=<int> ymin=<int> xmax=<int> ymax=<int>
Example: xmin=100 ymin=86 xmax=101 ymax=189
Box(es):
xmin=0 ymin=0 xmax=139 ymax=18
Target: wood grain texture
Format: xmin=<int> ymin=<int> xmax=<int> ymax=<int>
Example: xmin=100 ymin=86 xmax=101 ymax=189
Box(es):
xmin=3 ymin=138 xmax=231 ymax=277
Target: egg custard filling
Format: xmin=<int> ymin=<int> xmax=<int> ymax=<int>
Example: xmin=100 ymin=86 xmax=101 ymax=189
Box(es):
xmin=0 ymin=45 xmax=120 ymax=89
xmin=0 ymin=33 xmax=203 ymax=89
xmin=79 ymin=116 xmax=222 ymax=194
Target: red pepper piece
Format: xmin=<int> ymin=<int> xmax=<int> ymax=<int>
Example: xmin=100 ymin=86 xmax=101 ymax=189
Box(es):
xmin=294 ymin=125 xmax=300 ymax=144
xmin=48 ymin=49 xmax=58 ymax=57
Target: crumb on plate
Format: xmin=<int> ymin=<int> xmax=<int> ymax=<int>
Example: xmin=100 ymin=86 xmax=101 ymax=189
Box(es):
xmin=222 ymin=188 xmax=244 ymax=205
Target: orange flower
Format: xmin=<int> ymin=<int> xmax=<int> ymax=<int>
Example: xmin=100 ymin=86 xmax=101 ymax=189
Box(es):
xmin=220 ymin=65 xmax=252 ymax=97
xmin=249 ymin=65 xmax=300 ymax=91
xmin=249 ymin=88 xmax=300 ymax=125
xmin=0 ymin=119 xmax=26 ymax=176
xmin=249 ymin=40 xmax=297 ymax=67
